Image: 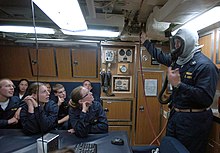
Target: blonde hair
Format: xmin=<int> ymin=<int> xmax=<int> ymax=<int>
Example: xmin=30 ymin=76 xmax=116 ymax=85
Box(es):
xmin=0 ymin=78 xmax=12 ymax=88
xmin=69 ymin=86 xmax=83 ymax=108
xmin=28 ymin=82 xmax=44 ymax=95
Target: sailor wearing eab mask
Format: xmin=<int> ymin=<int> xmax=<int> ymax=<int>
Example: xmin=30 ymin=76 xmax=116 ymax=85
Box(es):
xmin=141 ymin=28 xmax=219 ymax=153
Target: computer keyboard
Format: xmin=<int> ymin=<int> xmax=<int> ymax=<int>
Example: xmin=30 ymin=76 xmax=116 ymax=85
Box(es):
xmin=72 ymin=143 xmax=97 ymax=153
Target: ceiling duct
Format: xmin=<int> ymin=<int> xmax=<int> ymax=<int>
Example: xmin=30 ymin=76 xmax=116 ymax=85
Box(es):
xmin=153 ymin=0 xmax=220 ymax=24
xmin=146 ymin=12 xmax=170 ymax=41
xmin=144 ymin=0 xmax=220 ymax=41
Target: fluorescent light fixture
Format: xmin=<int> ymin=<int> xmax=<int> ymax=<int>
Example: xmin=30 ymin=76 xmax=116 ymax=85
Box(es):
xmin=33 ymin=0 xmax=87 ymax=31
xmin=15 ymin=39 xmax=98 ymax=47
xmin=27 ymin=38 xmax=100 ymax=43
xmin=172 ymin=6 xmax=220 ymax=35
xmin=61 ymin=29 xmax=120 ymax=37
xmin=0 ymin=25 xmax=55 ymax=34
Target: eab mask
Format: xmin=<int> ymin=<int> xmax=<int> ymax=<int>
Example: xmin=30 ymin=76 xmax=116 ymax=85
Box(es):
xmin=170 ymin=36 xmax=184 ymax=62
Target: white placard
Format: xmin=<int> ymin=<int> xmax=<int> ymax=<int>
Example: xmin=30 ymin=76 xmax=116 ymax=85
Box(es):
xmin=144 ymin=79 xmax=157 ymax=96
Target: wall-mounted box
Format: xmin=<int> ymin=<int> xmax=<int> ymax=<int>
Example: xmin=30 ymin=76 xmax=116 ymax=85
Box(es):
xmin=112 ymin=75 xmax=132 ymax=93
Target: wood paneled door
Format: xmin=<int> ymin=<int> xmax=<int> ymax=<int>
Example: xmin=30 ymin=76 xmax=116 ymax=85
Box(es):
xmin=135 ymin=71 xmax=164 ymax=145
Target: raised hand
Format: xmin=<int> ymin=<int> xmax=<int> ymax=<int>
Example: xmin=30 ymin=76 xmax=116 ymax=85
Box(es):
xmin=167 ymin=67 xmax=181 ymax=87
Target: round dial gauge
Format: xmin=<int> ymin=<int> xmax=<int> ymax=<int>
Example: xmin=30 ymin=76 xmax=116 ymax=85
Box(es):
xmin=126 ymin=49 xmax=132 ymax=56
xmin=119 ymin=49 xmax=125 ymax=56
xmin=119 ymin=65 xmax=128 ymax=73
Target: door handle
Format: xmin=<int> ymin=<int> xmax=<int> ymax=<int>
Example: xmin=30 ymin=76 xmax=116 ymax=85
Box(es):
xmin=139 ymin=105 xmax=144 ymax=111
xmin=104 ymin=108 xmax=109 ymax=112
xmin=73 ymin=60 xmax=78 ymax=65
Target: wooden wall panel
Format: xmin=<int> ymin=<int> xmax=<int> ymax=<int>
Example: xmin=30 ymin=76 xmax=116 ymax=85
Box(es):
xmin=0 ymin=45 xmax=100 ymax=82
xmin=71 ymin=48 xmax=98 ymax=78
xmin=140 ymin=44 xmax=169 ymax=71
xmin=55 ymin=48 xmax=72 ymax=79
xmin=103 ymin=100 xmax=132 ymax=121
xmin=100 ymin=45 xmax=136 ymax=97
xmin=199 ymin=30 xmax=214 ymax=60
xmin=29 ymin=48 xmax=57 ymax=77
xmin=0 ymin=46 xmax=32 ymax=79
xmin=215 ymin=28 xmax=220 ymax=67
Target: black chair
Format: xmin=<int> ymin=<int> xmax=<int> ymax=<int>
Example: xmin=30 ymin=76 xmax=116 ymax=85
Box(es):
xmin=160 ymin=136 xmax=190 ymax=153
xmin=132 ymin=136 xmax=190 ymax=153
xmin=131 ymin=145 xmax=159 ymax=153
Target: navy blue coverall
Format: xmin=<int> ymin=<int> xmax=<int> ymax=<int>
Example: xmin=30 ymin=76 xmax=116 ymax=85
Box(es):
xmin=0 ymin=96 xmax=22 ymax=129
xmin=20 ymin=99 xmax=58 ymax=135
xmin=143 ymin=39 xmax=219 ymax=153
xmin=51 ymin=95 xmax=70 ymax=130
xmin=69 ymin=101 xmax=108 ymax=138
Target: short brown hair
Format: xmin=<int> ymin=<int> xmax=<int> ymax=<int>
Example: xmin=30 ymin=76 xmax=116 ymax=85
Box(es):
xmin=52 ymin=84 xmax=64 ymax=93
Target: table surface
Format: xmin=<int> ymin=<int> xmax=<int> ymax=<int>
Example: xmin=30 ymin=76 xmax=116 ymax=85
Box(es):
xmin=0 ymin=129 xmax=133 ymax=153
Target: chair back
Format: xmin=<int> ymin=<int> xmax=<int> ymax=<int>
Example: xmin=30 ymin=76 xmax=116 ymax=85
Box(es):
xmin=160 ymin=136 xmax=190 ymax=153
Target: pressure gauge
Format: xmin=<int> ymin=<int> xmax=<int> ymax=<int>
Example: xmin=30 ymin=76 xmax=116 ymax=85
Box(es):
xmin=119 ymin=65 xmax=128 ymax=73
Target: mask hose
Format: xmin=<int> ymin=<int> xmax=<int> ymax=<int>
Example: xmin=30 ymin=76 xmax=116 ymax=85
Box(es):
xmin=157 ymin=36 xmax=182 ymax=105
xmin=157 ymin=61 xmax=175 ymax=104
xmin=158 ymin=75 xmax=171 ymax=104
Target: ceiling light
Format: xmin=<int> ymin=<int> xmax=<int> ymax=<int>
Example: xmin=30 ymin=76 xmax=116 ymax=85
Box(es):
xmin=33 ymin=0 xmax=87 ymax=31
xmin=15 ymin=39 xmax=99 ymax=47
xmin=172 ymin=6 xmax=220 ymax=35
xmin=26 ymin=38 xmax=100 ymax=43
xmin=61 ymin=29 xmax=120 ymax=37
xmin=0 ymin=26 xmax=55 ymax=34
